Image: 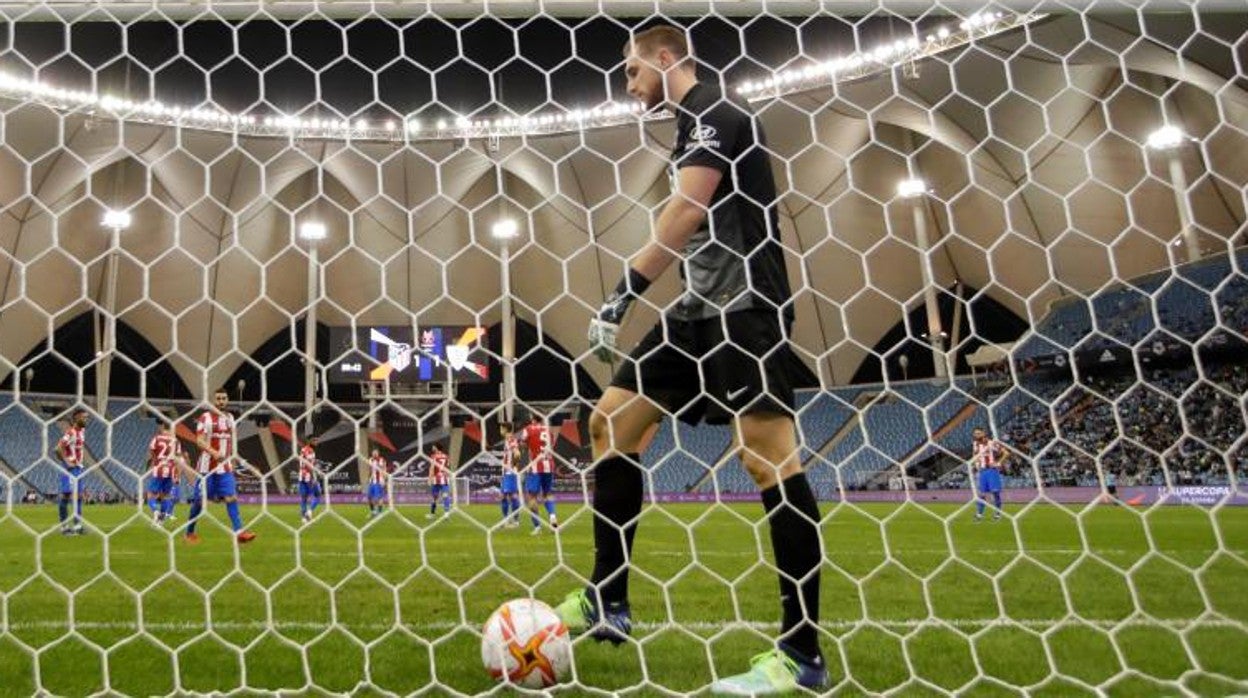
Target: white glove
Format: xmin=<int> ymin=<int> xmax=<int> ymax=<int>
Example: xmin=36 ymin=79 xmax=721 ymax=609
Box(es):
xmin=588 ymin=317 xmax=620 ymax=363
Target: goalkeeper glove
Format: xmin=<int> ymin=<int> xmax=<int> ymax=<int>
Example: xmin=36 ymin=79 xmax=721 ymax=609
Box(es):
xmin=588 ymin=268 xmax=651 ymax=362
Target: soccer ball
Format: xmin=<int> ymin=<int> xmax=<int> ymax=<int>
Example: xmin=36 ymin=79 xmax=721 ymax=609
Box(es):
xmin=481 ymin=598 xmax=571 ymax=687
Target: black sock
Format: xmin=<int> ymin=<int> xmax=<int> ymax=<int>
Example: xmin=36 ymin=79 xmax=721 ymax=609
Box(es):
xmin=761 ymin=472 xmax=823 ymax=663
xmin=589 ymin=454 xmax=643 ymax=607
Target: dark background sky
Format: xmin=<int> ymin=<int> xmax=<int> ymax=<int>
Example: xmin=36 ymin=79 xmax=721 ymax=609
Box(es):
xmin=1 ymin=14 xmax=938 ymax=121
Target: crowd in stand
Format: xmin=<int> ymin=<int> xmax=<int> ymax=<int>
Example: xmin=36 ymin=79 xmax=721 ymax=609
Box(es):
xmin=979 ymin=360 xmax=1246 ymax=489
xmin=948 ymin=251 xmax=1248 ymax=491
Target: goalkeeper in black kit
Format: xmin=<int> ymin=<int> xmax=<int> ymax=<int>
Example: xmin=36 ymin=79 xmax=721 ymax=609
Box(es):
xmin=553 ymin=23 xmax=828 ymax=695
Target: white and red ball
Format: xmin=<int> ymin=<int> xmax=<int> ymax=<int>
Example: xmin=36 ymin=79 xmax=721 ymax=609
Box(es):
xmin=481 ymin=598 xmax=571 ymax=687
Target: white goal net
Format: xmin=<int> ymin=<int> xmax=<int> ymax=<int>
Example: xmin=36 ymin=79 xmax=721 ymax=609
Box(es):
xmin=0 ymin=1 xmax=1245 ymax=695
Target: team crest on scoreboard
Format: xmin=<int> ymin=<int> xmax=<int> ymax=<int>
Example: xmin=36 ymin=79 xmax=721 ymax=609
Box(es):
xmin=369 ymin=328 xmax=413 ymax=379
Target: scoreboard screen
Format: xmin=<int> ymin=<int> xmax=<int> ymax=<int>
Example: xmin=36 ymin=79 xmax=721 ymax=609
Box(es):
xmin=328 ymin=326 xmax=490 ymax=384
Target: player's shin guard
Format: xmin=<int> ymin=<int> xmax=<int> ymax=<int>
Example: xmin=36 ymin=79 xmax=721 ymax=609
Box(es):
xmin=589 ymin=454 xmax=643 ymax=607
xmin=162 ymin=497 xmax=175 ymax=517
xmin=992 ymin=492 xmax=1003 ymax=511
xmin=226 ymin=500 xmax=244 ymax=531
xmin=544 ymin=499 xmax=556 ymax=517
xmin=186 ymin=499 xmax=203 ymax=535
xmin=58 ymin=498 xmax=68 ymax=523
xmin=147 ymin=497 xmax=159 ymax=513
xmin=762 ymin=472 xmax=823 ymax=663
xmin=976 ymin=498 xmax=986 ymax=516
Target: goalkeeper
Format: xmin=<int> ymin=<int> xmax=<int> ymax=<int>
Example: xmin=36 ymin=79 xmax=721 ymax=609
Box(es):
xmin=555 ymin=23 xmax=827 ymax=695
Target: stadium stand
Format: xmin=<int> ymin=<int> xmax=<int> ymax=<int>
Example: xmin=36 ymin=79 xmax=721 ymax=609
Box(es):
xmin=1 ymin=256 xmax=1243 ymax=499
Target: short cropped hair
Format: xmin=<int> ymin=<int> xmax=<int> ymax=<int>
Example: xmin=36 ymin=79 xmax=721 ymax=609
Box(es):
xmin=625 ymin=24 xmax=690 ymax=61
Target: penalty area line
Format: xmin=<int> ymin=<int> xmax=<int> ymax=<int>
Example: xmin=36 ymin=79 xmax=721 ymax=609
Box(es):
xmin=5 ymin=617 xmax=1245 ymax=634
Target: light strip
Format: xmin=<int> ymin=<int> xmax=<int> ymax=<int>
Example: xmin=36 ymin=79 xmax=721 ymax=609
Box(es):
xmin=737 ymin=11 xmax=1039 ymax=98
xmin=0 ymin=11 xmax=1039 ymax=142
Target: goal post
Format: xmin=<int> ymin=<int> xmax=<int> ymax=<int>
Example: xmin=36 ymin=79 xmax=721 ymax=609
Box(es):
xmin=454 ymin=475 xmax=473 ymax=507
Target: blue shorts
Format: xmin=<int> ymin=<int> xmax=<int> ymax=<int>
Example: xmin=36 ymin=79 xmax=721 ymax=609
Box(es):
xmin=500 ymin=473 xmax=519 ymax=495
xmin=430 ymin=483 xmax=449 ymax=498
xmin=367 ymin=483 xmax=385 ymax=500
xmin=148 ymin=477 xmax=174 ymax=496
xmin=59 ymin=466 xmax=83 ymax=495
xmin=978 ymin=468 xmax=1003 ymax=494
xmin=525 ymin=473 xmax=554 ymax=496
xmin=298 ymin=481 xmax=321 ymax=498
xmin=204 ymin=472 xmax=237 ymax=500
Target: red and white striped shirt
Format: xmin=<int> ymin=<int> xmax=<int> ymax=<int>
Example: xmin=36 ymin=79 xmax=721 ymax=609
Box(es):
xmin=59 ymin=426 xmax=85 ymax=466
xmin=298 ymin=444 xmax=317 ymax=483
xmin=428 ymin=451 xmax=450 ymax=486
xmin=522 ymin=423 xmax=555 ymax=475
xmin=148 ymin=433 xmax=180 ymax=479
xmin=501 ymin=435 xmax=519 ymax=476
xmin=196 ymin=410 xmax=236 ymax=474
xmin=973 ymin=439 xmax=1005 ymax=470
xmin=368 ymin=456 xmax=388 ymax=484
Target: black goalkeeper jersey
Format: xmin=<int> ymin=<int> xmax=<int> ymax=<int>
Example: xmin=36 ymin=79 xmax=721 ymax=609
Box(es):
xmin=667 ymin=82 xmax=794 ymax=323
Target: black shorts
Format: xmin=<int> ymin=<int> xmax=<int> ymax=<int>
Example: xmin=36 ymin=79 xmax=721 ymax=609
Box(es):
xmin=610 ymin=309 xmax=798 ymax=425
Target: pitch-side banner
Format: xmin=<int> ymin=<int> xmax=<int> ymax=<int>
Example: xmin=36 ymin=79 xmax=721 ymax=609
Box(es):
xmin=1015 ymin=331 xmax=1241 ymax=376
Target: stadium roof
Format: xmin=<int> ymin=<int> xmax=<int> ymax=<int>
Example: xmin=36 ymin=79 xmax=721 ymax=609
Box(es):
xmin=0 ymin=12 xmax=1244 ymax=396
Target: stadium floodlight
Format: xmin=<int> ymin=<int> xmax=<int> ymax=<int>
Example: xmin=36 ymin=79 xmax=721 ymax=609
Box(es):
xmin=897 ymin=178 xmax=929 ymax=199
xmin=101 ymin=209 xmax=131 ymax=231
xmin=1147 ymin=123 xmax=1200 ymax=262
xmin=491 ymin=218 xmax=519 ymax=240
xmin=1147 ymin=125 xmax=1186 ymax=150
xmin=299 ymin=221 xmax=326 ymax=416
xmin=299 ymin=221 xmax=328 ymax=241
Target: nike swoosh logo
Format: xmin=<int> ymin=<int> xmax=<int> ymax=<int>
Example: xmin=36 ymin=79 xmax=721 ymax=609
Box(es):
xmin=726 ymin=386 xmax=750 ymax=401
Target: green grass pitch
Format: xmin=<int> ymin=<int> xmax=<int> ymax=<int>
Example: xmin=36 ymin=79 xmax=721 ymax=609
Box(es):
xmin=1 ymin=501 xmax=1246 ymax=696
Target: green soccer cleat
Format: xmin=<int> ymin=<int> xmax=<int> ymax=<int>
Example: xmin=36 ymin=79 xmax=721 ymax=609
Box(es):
xmin=554 ymin=588 xmax=593 ymax=636
xmin=710 ymin=647 xmax=828 ymax=695
xmin=554 ymin=588 xmax=631 ymax=644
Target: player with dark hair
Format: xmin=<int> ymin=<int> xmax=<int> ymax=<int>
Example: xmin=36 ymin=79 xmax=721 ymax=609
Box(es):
xmin=555 ymin=23 xmax=827 ymax=694
xmin=185 ymin=389 xmax=256 ymax=544
xmin=521 ymin=413 xmax=558 ymax=534
xmin=366 ymin=448 xmax=389 ymax=517
xmin=56 ymin=408 xmax=90 ymax=535
xmin=298 ymin=436 xmax=323 ymax=524
xmin=426 ymin=444 xmax=452 ymax=518
xmin=498 ymin=422 xmax=522 ymax=528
